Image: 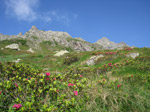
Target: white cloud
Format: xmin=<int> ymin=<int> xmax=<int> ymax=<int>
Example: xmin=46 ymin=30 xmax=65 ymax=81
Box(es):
xmin=5 ymin=0 xmax=39 ymax=22
xmin=5 ymin=0 xmax=78 ymax=25
xmin=45 ymin=11 xmax=78 ymax=25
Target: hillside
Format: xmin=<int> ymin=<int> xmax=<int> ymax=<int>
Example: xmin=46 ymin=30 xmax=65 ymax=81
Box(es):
xmin=0 ymin=41 xmax=150 ymax=111
xmin=0 ymin=27 xmax=150 ymax=112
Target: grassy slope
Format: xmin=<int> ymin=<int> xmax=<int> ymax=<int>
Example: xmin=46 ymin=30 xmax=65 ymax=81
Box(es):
xmin=0 ymin=39 xmax=150 ymax=111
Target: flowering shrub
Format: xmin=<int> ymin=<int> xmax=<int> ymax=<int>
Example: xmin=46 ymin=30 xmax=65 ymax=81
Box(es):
xmin=125 ymin=47 xmax=132 ymax=51
xmin=117 ymin=84 xmax=121 ymax=88
xmin=0 ymin=62 xmax=87 ymax=111
xmin=63 ymin=54 xmax=79 ymax=65
xmin=46 ymin=72 xmax=50 ymax=76
xmin=74 ymin=91 xmax=78 ymax=96
xmin=13 ymin=104 xmax=22 ymax=110
xmin=105 ymin=52 xmax=117 ymax=55
xmin=108 ymin=63 xmax=112 ymax=67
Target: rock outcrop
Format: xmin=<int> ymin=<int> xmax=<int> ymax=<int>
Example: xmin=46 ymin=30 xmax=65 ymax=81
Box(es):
xmin=85 ymin=54 xmax=104 ymax=66
xmin=54 ymin=50 xmax=69 ymax=56
xmin=126 ymin=53 xmax=139 ymax=59
xmin=5 ymin=44 xmax=20 ymax=51
xmin=95 ymin=37 xmax=128 ymax=50
xmin=27 ymin=48 xmax=35 ymax=53
xmin=12 ymin=59 xmax=21 ymax=63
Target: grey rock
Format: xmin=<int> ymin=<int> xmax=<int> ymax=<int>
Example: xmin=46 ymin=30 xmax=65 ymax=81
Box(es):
xmin=54 ymin=50 xmax=69 ymax=56
xmin=5 ymin=44 xmax=20 ymax=51
xmin=86 ymin=54 xmax=104 ymax=66
xmin=126 ymin=53 xmax=139 ymax=59
xmin=27 ymin=48 xmax=35 ymax=53
xmin=95 ymin=37 xmax=128 ymax=50
xmin=12 ymin=58 xmax=21 ymax=63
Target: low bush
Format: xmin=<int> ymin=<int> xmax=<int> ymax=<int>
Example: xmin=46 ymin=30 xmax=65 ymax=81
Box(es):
xmin=63 ymin=54 xmax=79 ymax=65
xmin=0 ymin=62 xmax=87 ymax=111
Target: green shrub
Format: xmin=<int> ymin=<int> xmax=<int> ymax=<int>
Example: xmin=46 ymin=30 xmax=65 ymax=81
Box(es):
xmin=0 ymin=62 xmax=87 ymax=111
xmin=63 ymin=54 xmax=79 ymax=65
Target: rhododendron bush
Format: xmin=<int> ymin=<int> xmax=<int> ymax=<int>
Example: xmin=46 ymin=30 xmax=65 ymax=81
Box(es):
xmin=0 ymin=63 xmax=87 ymax=111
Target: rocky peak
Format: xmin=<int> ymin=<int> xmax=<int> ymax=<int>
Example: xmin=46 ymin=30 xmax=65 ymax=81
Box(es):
xmin=17 ymin=32 xmax=23 ymax=37
xmin=95 ymin=37 xmax=128 ymax=49
xmin=29 ymin=25 xmax=38 ymax=32
xmin=95 ymin=37 xmax=111 ymax=43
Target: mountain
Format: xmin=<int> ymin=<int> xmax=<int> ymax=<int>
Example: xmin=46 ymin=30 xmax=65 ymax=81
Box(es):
xmin=95 ymin=37 xmax=128 ymax=49
xmin=0 ymin=26 xmax=128 ymax=51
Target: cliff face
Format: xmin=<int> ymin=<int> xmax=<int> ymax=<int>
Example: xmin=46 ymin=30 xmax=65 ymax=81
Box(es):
xmin=0 ymin=26 xmax=128 ymax=51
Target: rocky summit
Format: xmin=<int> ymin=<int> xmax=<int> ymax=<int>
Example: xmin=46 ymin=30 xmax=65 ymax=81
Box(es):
xmin=0 ymin=26 xmax=128 ymax=51
xmin=95 ymin=37 xmax=128 ymax=50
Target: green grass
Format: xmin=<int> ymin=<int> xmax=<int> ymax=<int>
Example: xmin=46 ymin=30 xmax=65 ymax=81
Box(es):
xmin=0 ymin=43 xmax=150 ymax=111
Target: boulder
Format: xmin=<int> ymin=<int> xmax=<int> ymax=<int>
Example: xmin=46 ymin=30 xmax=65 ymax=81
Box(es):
xmin=126 ymin=53 xmax=139 ymax=59
xmin=27 ymin=48 xmax=35 ymax=53
xmin=54 ymin=50 xmax=69 ymax=56
xmin=86 ymin=54 xmax=104 ymax=66
xmin=12 ymin=59 xmax=21 ymax=63
xmin=5 ymin=44 xmax=20 ymax=51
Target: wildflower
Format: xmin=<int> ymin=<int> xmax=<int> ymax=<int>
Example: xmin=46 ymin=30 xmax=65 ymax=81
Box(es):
xmin=15 ymin=83 xmax=18 ymax=87
xmin=56 ymin=90 xmax=59 ymax=93
xmin=108 ymin=63 xmax=112 ymax=67
xmin=68 ymin=83 xmax=74 ymax=87
xmin=46 ymin=72 xmax=50 ymax=76
xmin=80 ymin=75 xmax=83 ymax=78
xmin=0 ymin=91 xmax=2 ymax=95
xmin=26 ymin=78 xmax=28 ymax=80
xmin=53 ymin=77 xmax=56 ymax=80
xmin=117 ymin=84 xmax=121 ymax=88
xmin=13 ymin=104 xmax=22 ymax=110
xmin=74 ymin=91 xmax=78 ymax=96
xmin=46 ymin=78 xmax=50 ymax=80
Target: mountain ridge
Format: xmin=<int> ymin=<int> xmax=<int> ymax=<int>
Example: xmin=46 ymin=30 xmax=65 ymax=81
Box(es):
xmin=0 ymin=26 xmax=128 ymax=51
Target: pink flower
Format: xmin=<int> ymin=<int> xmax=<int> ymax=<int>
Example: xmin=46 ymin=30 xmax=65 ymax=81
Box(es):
xmin=46 ymin=72 xmax=50 ymax=76
xmin=15 ymin=83 xmax=18 ymax=87
xmin=0 ymin=91 xmax=2 ymax=95
xmin=46 ymin=78 xmax=50 ymax=80
xmin=74 ymin=91 xmax=78 ymax=96
xmin=13 ymin=104 xmax=22 ymax=110
xmin=68 ymin=83 xmax=74 ymax=87
xmin=80 ymin=75 xmax=83 ymax=78
xmin=26 ymin=78 xmax=28 ymax=80
xmin=53 ymin=77 xmax=56 ymax=80
xmin=117 ymin=84 xmax=121 ymax=88
xmin=108 ymin=63 xmax=112 ymax=67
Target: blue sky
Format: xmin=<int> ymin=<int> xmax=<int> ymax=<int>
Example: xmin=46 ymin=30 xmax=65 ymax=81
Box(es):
xmin=0 ymin=0 xmax=150 ymax=47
